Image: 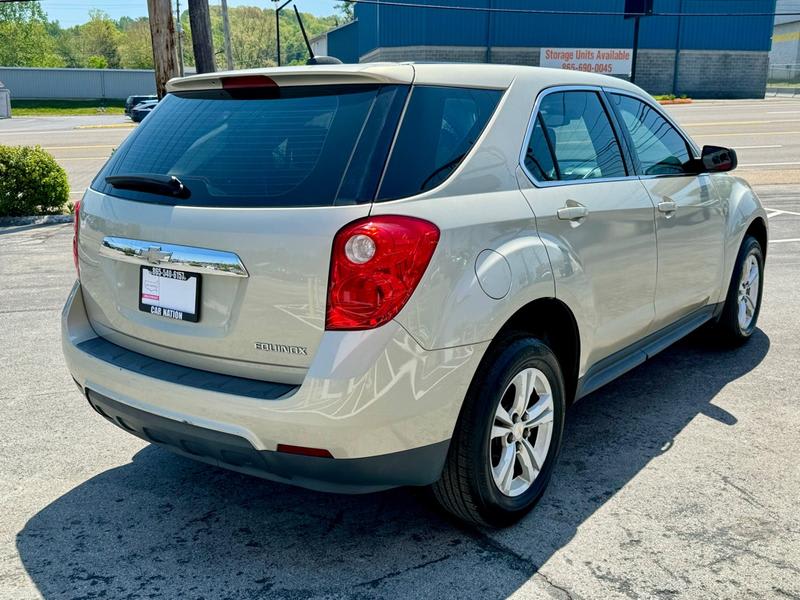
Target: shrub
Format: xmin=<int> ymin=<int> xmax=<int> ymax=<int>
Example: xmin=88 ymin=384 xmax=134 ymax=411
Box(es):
xmin=0 ymin=145 xmax=70 ymax=217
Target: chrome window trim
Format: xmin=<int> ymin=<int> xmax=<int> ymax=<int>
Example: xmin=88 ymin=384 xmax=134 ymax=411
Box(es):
xmin=518 ymin=84 xmax=639 ymax=189
xmin=100 ymin=237 xmax=249 ymax=278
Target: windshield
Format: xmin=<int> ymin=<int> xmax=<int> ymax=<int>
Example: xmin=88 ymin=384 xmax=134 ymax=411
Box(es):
xmin=94 ymin=84 xmax=408 ymax=207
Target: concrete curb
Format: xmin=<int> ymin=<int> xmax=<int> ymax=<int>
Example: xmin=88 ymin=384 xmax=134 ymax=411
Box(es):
xmin=0 ymin=214 xmax=73 ymax=227
xmin=766 ymin=87 xmax=799 ymax=96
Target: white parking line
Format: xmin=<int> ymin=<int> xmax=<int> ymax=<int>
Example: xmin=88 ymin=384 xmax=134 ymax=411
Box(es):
xmin=739 ymin=162 xmax=800 ymax=167
xmin=699 ymin=131 xmax=800 ymax=137
xmin=686 ymin=119 xmax=800 ymax=126
xmin=770 ymin=238 xmax=800 ymax=244
xmin=764 ymin=208 xmax=800 ymax=217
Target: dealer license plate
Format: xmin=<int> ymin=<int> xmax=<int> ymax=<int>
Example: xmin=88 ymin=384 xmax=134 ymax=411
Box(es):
xmin=139 ymin=266 xmax=201 ymax=322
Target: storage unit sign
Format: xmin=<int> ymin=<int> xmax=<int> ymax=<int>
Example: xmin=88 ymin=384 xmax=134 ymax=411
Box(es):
xmin=540 ymin=48 xmax=633 ymax=75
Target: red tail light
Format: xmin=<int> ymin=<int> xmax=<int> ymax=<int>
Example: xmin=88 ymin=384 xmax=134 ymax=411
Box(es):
xmin=72 ymin=200 xmax=81 ymax=276
xmin=326 ymin=216 xmax=440 ymax=330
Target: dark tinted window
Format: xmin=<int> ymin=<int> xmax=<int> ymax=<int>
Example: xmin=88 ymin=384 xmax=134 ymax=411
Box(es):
xmin=610 ymin=94 xmax=692 ymax=175
xmin=524 ymin=115 xmax=558 ymax=181
xmin=378 ymin=86 xmax=502 ymax=200
xmin=94 ymin=85 xmax=407 ymax=207
xmin=530 ymin=91 xmax=626 ymax=181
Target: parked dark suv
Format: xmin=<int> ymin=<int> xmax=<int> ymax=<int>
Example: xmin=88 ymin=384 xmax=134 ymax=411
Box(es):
xmin=124 ymin=94 xmax=157 ymax=117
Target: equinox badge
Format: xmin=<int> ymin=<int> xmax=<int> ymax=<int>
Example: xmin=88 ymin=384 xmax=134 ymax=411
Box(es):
xmin=255 ymin=342 xmax=308 ymax=356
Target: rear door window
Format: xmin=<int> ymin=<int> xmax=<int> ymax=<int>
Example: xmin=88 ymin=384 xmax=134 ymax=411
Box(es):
xmin=93 ymin=84 xmax=407 ymax=207
xmin=525 ymin=90 xmax=627 ymax=182
xmin=377 ymin=86 xmax=503 ymax=200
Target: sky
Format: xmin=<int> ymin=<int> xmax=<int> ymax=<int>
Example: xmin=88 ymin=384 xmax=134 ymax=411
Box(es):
xmin=38 ymin=0 xmax=341 ymax=27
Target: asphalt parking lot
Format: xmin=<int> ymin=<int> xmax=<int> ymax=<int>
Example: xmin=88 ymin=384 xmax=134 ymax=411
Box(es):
xmin=1 ymin=101 xmax=799 ymax=599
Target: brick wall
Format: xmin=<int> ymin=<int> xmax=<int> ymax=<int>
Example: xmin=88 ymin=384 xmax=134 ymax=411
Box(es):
xmin=675 ymin=50 xmax=769 ymax=99
xmin=631 ymin=50 xmax=676 ymax=96
xmin=361 ymin=46 xmax=769 ymax=98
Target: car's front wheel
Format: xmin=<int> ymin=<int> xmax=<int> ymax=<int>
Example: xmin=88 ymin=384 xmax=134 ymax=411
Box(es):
xmin=714 ymin=234 xmax=764 ymax=343
xmin=432 ymin=335 xmax=565 ymax=527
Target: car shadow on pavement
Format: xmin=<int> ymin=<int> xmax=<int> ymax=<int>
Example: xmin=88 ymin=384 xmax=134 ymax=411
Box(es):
xmin=16 ymin=329 xmax=769 ymax=600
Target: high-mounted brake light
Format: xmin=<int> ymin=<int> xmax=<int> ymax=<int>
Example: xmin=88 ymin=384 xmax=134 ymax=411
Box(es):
xmin=326 ymin=216 xmax=440 ymax=330
xmin=221 ymin=75 xmax=279 ymax=99
xmin=221 ymin=75 xmax=278 ymax=90
xmin=72 ymin=200 xmax=81 ymax=276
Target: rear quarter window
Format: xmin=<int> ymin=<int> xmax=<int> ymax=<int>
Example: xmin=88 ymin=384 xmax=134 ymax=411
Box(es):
xmin=377 ymin=86 xmax=503 ymax=201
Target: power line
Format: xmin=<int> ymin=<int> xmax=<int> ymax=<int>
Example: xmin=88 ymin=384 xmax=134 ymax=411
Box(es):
xmin=338 ymin=0 xmax=800 ymax=18
xmin=5 ymin=0 xmax=800 ymax=17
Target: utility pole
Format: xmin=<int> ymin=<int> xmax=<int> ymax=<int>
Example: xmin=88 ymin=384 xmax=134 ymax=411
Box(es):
xmin=220 ymin=0 xmax=234 ymax=70
xmin=273 ymin=0 xmax=292 ymax=66
xmin=188 ymin=0 xmax=216 ymax=73
xmin=147 ymin=0 xmax=180 ymax=98
xmin=176 ymin=0 xmax=185 ymax=77
xmin=671 ymin=0 xmax=684 ymax=95
xmin=630 ymin=14 xmax=641 ymax=84
xmin=623 ymin=0 xmax=653 ymax=85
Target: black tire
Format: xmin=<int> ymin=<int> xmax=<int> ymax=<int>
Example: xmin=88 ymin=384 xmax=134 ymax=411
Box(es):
xmin=714 ymin=235 xmax=764 ymax=344
xmin=432 ymin=335 xmax=566 ymax=527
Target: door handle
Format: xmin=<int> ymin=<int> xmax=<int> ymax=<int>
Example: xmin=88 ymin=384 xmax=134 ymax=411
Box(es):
xmin=658 ymin=200 xmax=677 ymax=216
xmin=557 ymin=204 xmax=589 ymax=221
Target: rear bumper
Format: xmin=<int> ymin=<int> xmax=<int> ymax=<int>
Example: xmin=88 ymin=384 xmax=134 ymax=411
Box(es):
xmin=62 ymin=282 xmax=487 ymax=492
xmin=87 ymin=390 xmax=449 ymax=493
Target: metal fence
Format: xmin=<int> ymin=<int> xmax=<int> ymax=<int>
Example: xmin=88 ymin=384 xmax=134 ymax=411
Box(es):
xmin=0 ymin=67 xmax=157 ymax=100
xmin=767 ymin=63 xmax=800 ymax=85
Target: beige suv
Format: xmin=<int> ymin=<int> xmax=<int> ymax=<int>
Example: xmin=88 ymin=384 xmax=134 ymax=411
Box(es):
xmin=62 ymin=64 xmax=767 ymax=526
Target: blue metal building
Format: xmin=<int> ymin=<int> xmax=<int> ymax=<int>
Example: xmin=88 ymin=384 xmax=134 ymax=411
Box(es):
xmin=322 ymin=0 xmax=777 ymax=98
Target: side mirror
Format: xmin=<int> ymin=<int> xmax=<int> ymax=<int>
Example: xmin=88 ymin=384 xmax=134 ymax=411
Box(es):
xmin=701 ymin=145 xmax=737 ymax=173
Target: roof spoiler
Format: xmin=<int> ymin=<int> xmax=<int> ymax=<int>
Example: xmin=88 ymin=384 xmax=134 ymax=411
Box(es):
xmin=166 ymin=65 xmax=415 ymax=94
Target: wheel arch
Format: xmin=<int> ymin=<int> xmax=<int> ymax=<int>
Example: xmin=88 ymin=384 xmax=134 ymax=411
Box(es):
xmin=491 ymin=297 xmax=581 ymax=404
xmin=745 ymin=216 xmax=768 ymax=259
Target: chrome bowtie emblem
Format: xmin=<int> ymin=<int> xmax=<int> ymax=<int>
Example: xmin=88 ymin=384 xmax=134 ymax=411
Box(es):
xmin=141 ymin=246 xmax=173 ymax=264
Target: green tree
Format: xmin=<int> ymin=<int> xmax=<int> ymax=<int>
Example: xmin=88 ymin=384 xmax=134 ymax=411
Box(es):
xmin=119 ymin=17 xmax=154 ymax=69
xmin=335 ymin=1 xmax=355 ymax=22
xmin=86 ymin=55 xmax=109 ymax=69
xmin=192 ymin=6 xmax=338 ymax=70
xmin=77 ymin=10 xmax=122 ymax=68
xmin=55 ymin=10 xmax=122 ymax=69
xmin=0 ymin=2 xmax=64 ymax=67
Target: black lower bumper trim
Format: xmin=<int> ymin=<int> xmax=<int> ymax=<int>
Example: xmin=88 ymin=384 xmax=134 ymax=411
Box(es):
xmin=77 ymin=336 xmax=296 ymax=401
xmin=86 ymin=390 xmax=449 ymax=494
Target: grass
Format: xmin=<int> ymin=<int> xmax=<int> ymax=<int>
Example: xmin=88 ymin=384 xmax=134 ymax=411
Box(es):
xmin=10 ymin=99 xmax=127 ymax=116
xmin=653 ymin=94 xmax=690 ymax=102
xmin=767 ymin=81 xmax=800 ymax=88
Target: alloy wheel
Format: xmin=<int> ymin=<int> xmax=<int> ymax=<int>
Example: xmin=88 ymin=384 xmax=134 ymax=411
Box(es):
xmin=737 ymin=253 xmax=760 ymax=331
xmin=489 ymin=367 xmax=555 ymax=497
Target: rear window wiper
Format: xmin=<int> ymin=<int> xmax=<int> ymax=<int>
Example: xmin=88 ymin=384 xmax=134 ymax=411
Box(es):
xmin=105 ymin=174 xmax=191 ymax=199
xmin=419 ymin=151 xmax=469 ymax=192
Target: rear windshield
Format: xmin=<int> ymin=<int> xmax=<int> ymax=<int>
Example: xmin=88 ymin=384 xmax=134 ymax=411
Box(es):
xmin=94 ymin=83 xmax=502 ymax=207
xmin=95 ymin=84 xmax=407 ymax=207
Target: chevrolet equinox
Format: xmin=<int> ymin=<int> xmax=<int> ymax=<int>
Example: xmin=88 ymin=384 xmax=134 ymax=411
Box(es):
xmin=62 ymin=64 xmax=767 ymax=526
